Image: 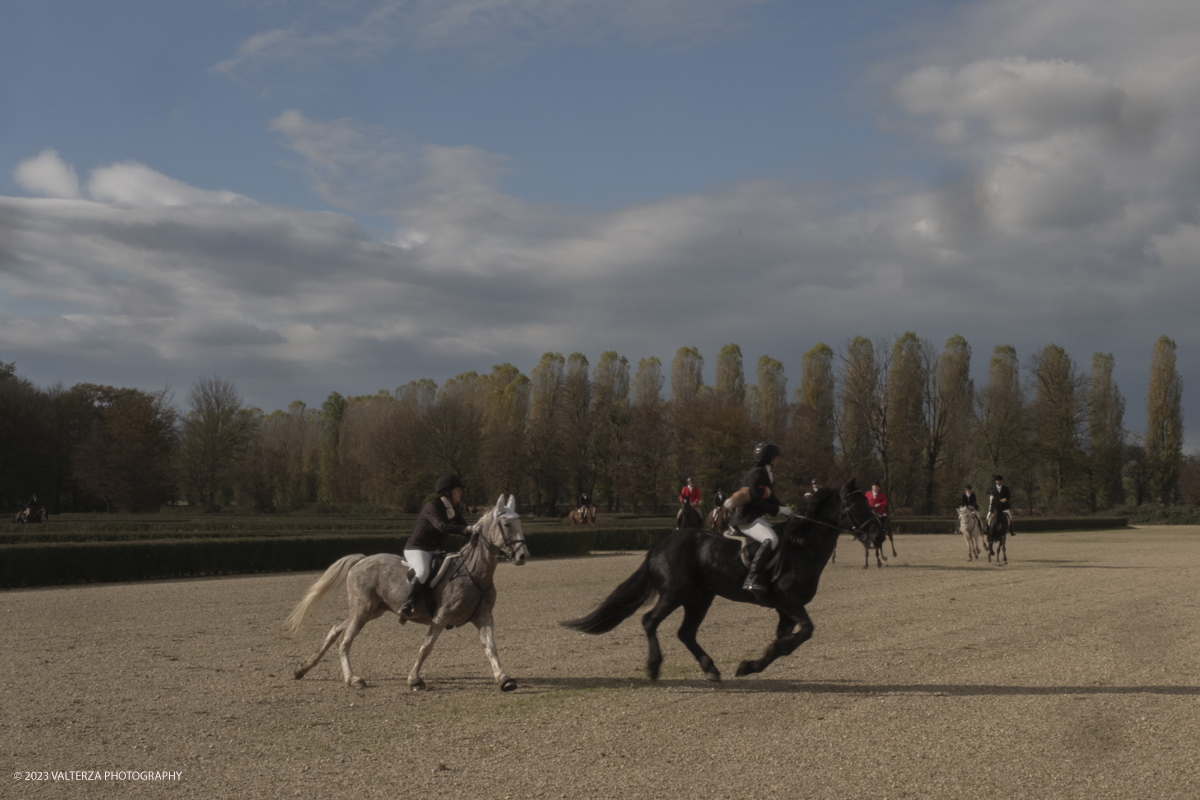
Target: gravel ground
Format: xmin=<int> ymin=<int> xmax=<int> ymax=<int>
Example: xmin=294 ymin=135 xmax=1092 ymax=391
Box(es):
xmin=4 ymin=526 xmax=1200 ymax=799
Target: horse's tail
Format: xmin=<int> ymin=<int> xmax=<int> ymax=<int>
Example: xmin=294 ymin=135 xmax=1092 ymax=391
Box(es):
xmin=284 ymin=554 xmax=367 ymax=634
xmin=560 ymin=558 xmax=655 ymax=634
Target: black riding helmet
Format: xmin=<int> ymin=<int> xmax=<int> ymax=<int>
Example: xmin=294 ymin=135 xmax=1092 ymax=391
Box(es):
xmin=435 ymin=474 xmax=464 ymax=495
xmin=753 ymin=442 xmax=780 ymax=466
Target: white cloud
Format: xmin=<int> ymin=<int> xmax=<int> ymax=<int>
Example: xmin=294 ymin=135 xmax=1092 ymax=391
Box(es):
xmin=213 ymin=0 xmax=775 ymax=79
xmin=86 ymin=162 xmax=252 ymax=207
xmin=14 ymin=150 xmax=81 ymax=199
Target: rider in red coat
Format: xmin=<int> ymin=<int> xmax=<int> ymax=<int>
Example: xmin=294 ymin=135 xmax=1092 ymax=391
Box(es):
xmin=679 ymin=478 xmax=701 ymax=507
xmin=866 ymin=484 xmax=889 ymax=517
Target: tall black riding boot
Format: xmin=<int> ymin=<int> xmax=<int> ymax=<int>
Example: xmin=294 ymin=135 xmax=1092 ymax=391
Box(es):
xmin=399 ymin=580 xmax=423 ymax=623
xmin=742 ymin=541 xmax=776 ymax=599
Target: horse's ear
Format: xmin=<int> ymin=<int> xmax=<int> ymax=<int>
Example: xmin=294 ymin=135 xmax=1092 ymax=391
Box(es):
xmin=505 ymin=494 xmax=517 ymax=514
xmin=494 ymin=495 xmax=506 ymax=515
xmin=844 ymin=478 xmax=858 ymax=494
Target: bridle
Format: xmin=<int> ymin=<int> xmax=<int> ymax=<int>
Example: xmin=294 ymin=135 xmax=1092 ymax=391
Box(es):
xmin=481 ymin=512 xmax=526 ymax=563
xmin=789 ymin=489 xmax=879 ymax=538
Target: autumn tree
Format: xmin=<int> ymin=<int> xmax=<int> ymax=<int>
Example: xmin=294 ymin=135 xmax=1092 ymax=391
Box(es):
xmin=1145 ymin=335 xmax=1184 ymax=504
xmin=917 ymin=335 xmax=973 ymax=513
xmin=974 ymin=345 xmax=1029 ymax=502
xmin=887 ymin=332 xmax=925 ymax=507
xmin=179 ymin=377 xmax=255 ymax=506
xmin=479 ymin=364 xmax=530 ymax=504
xmin=670 ymin=346 xmax=706 ymax=487
xmin=561 ymin=353 xmax=594 ymax=502
xmin=72 ymin=385 xmax=179 ymax=512
xmin=1028 ymin=345 xmax=1088 ymax=509
xmin=788 ymin=342 xmax=837 ymax=487
xmin=626 ymin=356 xmax=669 ymax=511
xmin=591 ymin=352 xmax=630 ymax=511
xmin=1087 ymin=353 xmax=1126 ymax=509
xmin=526 ymin=352 xmax=567 ymax=512
xmin=838 ymin=336 xmax=888 ymax=488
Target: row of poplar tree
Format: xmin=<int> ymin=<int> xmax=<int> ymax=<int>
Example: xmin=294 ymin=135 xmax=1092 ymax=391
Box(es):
xmin=0 ymin=334 xmax=1188 ymax=515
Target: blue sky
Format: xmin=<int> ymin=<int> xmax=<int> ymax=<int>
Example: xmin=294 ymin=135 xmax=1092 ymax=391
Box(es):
xmin=1 ymin=0 xmax=1196 ymax=447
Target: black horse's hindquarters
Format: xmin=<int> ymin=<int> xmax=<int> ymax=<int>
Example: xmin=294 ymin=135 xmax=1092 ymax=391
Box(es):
xmin=563 ymin=481 xmax=877 ymax=681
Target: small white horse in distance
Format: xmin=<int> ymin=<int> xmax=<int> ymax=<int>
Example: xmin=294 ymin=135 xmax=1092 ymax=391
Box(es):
xmin=956 ymin=506 xmax=984 ymax=561
xmin=286 ymin=494 xmax=529 ymax=691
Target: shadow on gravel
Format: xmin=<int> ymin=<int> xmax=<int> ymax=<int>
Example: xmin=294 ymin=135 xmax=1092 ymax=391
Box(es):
xmin=515 ymin=677 xmax=1200 ymax=697
xmin=901 ymin=563 xmax=1137 ymax=571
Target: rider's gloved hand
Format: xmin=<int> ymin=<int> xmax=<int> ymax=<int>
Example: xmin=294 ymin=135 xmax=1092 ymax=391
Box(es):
xmin=467 ymin=523 xmax=483 ymax=534
xmin=778 ymin=506 xmax=794 ymax=517
xmin=723 ymin=499 xmax=735 ymax=511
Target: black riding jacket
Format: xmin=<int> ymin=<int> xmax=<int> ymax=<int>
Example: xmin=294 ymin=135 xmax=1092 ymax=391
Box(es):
xmin=988 ymin=484 xmax=1012 ymax=513
xmin=407 ymin=496 xmax=470 ymax=552
xmin=960 ymin=491 xmax=979 ymax=510
xmin=737 ymin=465 xmax=780 ymax=523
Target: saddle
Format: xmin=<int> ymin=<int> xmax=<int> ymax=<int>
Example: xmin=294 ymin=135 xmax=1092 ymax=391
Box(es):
xmin=722 ymin=526 xmax=784 ymax=577
xmin=402 ymin=550 xmax=464 ymax=615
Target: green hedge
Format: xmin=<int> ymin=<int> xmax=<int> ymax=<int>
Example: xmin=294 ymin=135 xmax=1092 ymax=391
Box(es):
xmin=0 ymin=528 xmax=674 ymax=588
xmin=889 ymin=517 xmax=1128 ymax=534
xmin=1 ymin=520 xmax=1129 ymax=589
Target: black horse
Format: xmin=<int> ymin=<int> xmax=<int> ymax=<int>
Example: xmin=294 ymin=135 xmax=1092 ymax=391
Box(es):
xmin=675 ymin=498 xmax=703 ymax=530
xmin=856 ymin=515 xmax=891 ymax=568
xmin=562 ymin=480 xmax=880 ymax=681
xmin=987 ymin=512 xmax=1009 ymax=565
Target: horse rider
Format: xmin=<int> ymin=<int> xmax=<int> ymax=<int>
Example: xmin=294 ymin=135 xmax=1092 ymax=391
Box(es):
xmin=679 ymin=477 xmax=701 ymax=511
xmin=960 ymin=484 xmax=983 ymax=528
xmin=804 ymin=479 xmax=821 ymax=509
xmin=713 ymin=489 xmax=725 ymax=508
xmin=866 ymin=483 xmax=889 ymax=521
xmin=722 ymin=442 xmax=793 ymax=599
xmin=577 ymin=491 xmax=591 ymax=519
xmin=400 ymin=474 xmax=481 ymax=621
xmin=23 ymin=492 xmax=40 ymax=520
xmin=987 ymin=475 xmax=1014 ymax=536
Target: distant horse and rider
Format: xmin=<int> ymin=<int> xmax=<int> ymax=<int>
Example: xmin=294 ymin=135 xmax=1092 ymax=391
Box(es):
xmin=569 ymin=505 xmax=597 ymax=526
xmin=956 ymin=506 xmax=985 ymax=561
xmin=287 ymin=494 xmax=530 ymax=691
xmin=676 ymin=498 xmax=704 ymax=530
xmin=563 ymin=480 xmax=881 ymax=682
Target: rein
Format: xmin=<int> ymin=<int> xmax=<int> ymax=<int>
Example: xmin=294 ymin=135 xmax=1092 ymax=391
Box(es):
xmin=789 ymin=490 xmax=876 ymax=537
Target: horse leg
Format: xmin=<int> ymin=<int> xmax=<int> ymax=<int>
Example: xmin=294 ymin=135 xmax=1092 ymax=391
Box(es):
xmin=876 ymin=545 xmax=885 ymax=568
xmin=294 ymin=618 xmax=349 ymax=680
xmin=887 ymin=531 xmax=897 ymax=557
xmin=473 ymin=612 xmax=517 ymax=692
xmin=735 ymin=607 xmax=812 ymax=678
xmin=407 ymin=623 xmax=447 ymax=691
xmin=337 ymin=607 xmax=386 ymax=688
xmin=641 ymin=595 xmax=682 ymax=681
xmin=862 ymin=544 xmax=869 ymax=570
xmin=676 ymin=595 xmax=720 ymax=682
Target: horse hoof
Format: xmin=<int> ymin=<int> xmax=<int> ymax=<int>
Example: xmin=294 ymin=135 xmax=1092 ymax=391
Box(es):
xmin=350 ymin=677 xmax=366 ymax=689
xmin=735 ymin=660 xmax=754 ymax=678
xmin=410 ymin=680 xmax=425 ymax=692
xmin=704 ymin=671 xmax=722 ymax=683
xmin=293 ymin=668 xmax=305 ymax=680
xmin=500 ymin=678 xmax=517 ymax=692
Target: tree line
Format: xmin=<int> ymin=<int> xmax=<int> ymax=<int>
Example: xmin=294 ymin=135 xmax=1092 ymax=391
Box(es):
xmin=0 ymin=334 xmax=1191 ymax=516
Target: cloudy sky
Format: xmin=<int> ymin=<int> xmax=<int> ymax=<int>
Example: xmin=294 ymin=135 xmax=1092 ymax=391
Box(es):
xmin=1 ymin=0 xmax=1195 ymax=444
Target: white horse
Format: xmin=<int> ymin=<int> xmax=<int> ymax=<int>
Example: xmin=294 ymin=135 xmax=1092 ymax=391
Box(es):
xmin=956 ymin=506 xmax=984 ymax=561
xmin=286 ymin=494 xmax=530 ymax=691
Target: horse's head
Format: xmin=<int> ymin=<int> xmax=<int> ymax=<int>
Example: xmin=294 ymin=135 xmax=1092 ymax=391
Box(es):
xmin=483 ymin=494 xmax=530 ymax=566
xmin=838 ymin=479 xmax=884 ymax=542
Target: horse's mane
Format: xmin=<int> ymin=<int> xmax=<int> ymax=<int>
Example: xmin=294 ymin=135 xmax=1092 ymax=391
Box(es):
xmin=782 ymin=487 xmax=839 ymax=542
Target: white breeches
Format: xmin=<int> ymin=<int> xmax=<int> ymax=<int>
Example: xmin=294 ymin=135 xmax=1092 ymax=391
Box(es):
xmin=741 ymin=518 xmax=778 ymax=548
xmin=404 ymin=549 xmax=433 ymax=583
